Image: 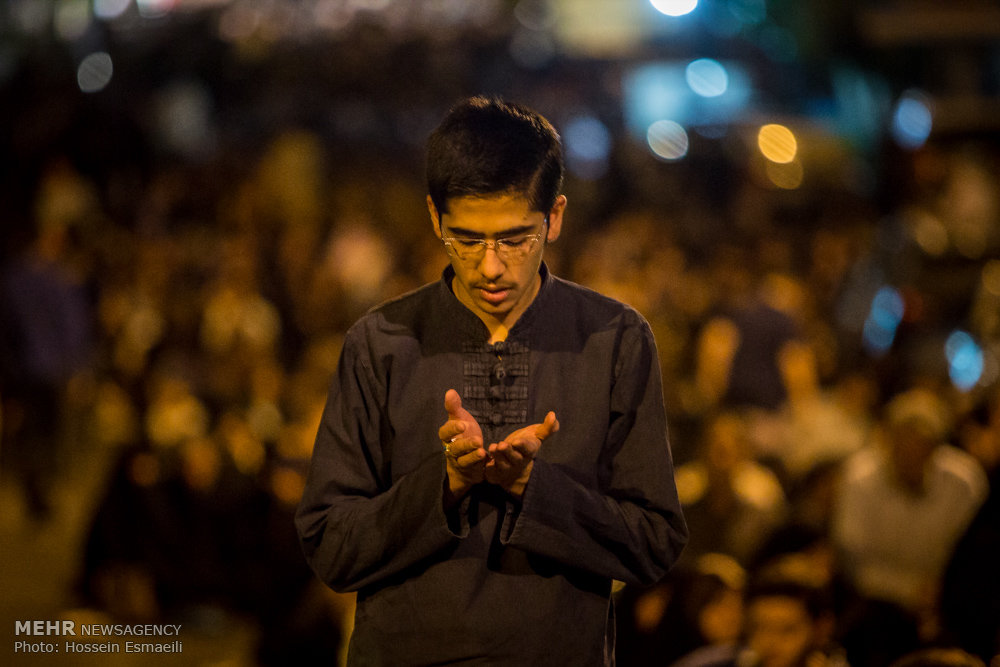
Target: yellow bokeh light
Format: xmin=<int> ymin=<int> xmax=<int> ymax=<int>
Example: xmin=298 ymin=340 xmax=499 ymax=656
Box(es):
xmin=982 ymin=259 xmax=1000 ymax=297
xmin=758 ymin=123 xmax=797 ymax=163
xmin=765 ymin=158 xmax=803 ymax=189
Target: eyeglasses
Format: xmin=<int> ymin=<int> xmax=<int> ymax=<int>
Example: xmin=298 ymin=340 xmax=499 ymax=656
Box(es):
xmin=441 ymin=217 xmax=547 ymax=264
xmin=442 ymin=233 xmax=543 ymax=263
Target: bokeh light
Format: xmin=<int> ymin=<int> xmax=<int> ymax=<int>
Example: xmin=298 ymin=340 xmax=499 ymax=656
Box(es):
xmin=624 ymin=60 xmax=752 ymax=135
xmin=564 ymin=114 xmax=612 ymax=180
xmin=55 ymin=0 xmax=92 ymax=40
xmin=218 ymin=3 xmax=261 ymax=41
xmin=982 ymin=259 xmax=1000 ymax=297
xmin=863 ymin=286 xmax=904 ymax=356
xmin=514 ymin=0 xmax=557 ymax=30
xmin=647 ymin=120 xmax=689 ymax=160
xmin=757 ymin=123 xmax=797 ymax=163
xmin=136 ymin=0 xmax=175 ymax=19
xmin=651 ymin=0 xmax=698 ymax=17
xmin=909 ymin=210 xmax=949 ymax=257
xmin=153 ymin=80 xmax=215 ymax=157
xmin=945 ymin=330 xmax=984 ymax=391
xmin=77 ymin=52 xmax=114 ymax=93
xmin=891 ymin=90 xmax=933 ymax=150
xmin=686 ymin=58 xmax=729 ymax=98
xmin=94 ymin=0 xmax=132 ymax=21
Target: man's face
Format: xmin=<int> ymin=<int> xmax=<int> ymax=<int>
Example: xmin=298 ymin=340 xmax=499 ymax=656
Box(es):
xmin=745 ymin=596 xmax=818 ymax=667
xmin=429 ymin=193 xmax=564 ymax=335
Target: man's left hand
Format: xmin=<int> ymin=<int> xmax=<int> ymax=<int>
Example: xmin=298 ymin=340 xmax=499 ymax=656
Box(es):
xmin=485 ymin=411 xmax=559 ymax=498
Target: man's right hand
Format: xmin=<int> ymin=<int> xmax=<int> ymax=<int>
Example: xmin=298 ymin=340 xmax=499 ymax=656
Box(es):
xmin=438 ymin=389 xmax=486 ymax=505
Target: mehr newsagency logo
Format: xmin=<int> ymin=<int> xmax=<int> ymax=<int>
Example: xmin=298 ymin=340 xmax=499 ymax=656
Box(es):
xmin=14 ymin=620 xmax=183 ymax=656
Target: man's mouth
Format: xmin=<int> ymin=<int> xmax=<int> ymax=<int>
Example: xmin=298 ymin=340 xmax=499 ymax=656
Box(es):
xmin=478 ymin=286 xmax=511 ymax=305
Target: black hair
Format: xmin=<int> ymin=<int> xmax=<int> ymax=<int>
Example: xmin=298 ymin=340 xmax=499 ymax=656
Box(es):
xmin=426 ymin=95 xmax=564 ymax=217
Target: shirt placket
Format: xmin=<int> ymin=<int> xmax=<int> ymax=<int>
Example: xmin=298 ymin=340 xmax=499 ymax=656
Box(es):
xmin=462 ymin=340 xmax=530 ymax=444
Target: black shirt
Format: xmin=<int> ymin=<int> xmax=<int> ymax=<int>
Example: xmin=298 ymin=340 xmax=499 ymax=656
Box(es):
xmin=296 ymin=264 xmax=687 ymax=666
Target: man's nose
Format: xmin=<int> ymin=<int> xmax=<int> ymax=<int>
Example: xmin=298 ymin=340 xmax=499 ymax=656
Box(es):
xmin=477 ymin=246 xmax=505 ymax=279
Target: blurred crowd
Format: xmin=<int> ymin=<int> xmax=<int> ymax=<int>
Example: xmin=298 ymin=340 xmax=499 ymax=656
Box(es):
xmin=3 ymin=54 xmax=1000 ymax=667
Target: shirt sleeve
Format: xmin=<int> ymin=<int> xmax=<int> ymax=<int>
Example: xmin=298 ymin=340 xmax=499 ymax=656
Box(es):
xmin=502 ymin=318 xmax=688 ymax=587
xmin=294 ymin=328 xmax=462 ymax=593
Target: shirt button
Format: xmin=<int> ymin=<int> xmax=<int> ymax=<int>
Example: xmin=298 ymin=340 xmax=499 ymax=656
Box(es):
xmin=490 ymin=385 xmax=504 ymax=399
xmin=490 ymin=412 xmax=503 ymax=425
xmin=494 ymin=365 xmax=506 ymax=380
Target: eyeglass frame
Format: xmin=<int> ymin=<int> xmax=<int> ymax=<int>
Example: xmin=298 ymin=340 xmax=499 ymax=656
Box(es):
xmin=440 ymin=214 xmax=549 ymax=263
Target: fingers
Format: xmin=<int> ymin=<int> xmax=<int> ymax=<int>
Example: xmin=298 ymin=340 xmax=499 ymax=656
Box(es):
xmin=437 ymin=420 xmax=466 ymax=444
xmin=444 ymin=434 xmax=484 ymax=460
xmin=488 ymin=441 xmax=525 ymax=465
xmin=450 ymin=446 xmax=488 ymax=466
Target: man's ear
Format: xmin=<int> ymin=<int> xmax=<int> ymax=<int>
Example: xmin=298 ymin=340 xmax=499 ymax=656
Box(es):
xmin=545 ymin=195 xmax=567 ymax=243
xmin=427 ymin=195 xmax=443 ymax=240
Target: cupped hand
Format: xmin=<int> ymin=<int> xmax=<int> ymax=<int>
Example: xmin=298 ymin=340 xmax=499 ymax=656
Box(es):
xmin=485 ymin=411 xmax=559 ymax=497
xmin=439 ymin=389 xmax=486 ymax=502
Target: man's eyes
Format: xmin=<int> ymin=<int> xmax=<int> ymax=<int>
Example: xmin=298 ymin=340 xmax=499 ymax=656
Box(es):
xmin=455 ymin=236 xmax=530 ymax=247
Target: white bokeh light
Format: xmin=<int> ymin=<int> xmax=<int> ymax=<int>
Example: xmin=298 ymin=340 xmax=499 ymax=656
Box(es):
xmin=647 ymin=120 xmax=689 ymax=160
xmin=651 ymin=0 xmax=698 ymax=17
xmin=77 ymin=52 xmax=114 ymax=93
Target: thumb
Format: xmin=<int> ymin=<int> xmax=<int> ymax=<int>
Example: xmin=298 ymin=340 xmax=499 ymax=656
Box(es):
xmin=444 ymin=389 xmax=463 ymax=418
xmin=536 ymin=411 xmax=560 ymax=440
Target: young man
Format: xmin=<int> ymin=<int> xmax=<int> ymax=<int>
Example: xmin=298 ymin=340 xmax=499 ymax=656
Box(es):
xmin=295 ymin=96 xmax=687 ymax=665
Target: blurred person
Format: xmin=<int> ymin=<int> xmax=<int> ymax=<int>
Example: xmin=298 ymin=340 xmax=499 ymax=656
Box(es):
xmin=695 ymin=268 xmax=800 ymax=411
xmin=675 ymin=411 xmax=787 ymax=566
xmin=939 ymin=395 xmax=1000 ymax=662
xmin=0 ymin=219 xmax=93 ymax=519
xmin=296 ymin=96 xmax=687 ymax=666
xmin=198 ymin=233 xmax=283 ymax=408
xmin=748 ymin=521 xmax=858 ymax=644
xmin=616 ymin=553 xmax=746 ymax=667
xmin=245 ymin=356 xmax=288 ymax=447
xmin=738 ymin=575 xmax=845 ymax=667
xmin=671 ymin=571 xmax=845 ymax=667
xmin=253 ymin=456 xmax=345 ymax=666
xmin=571 ymin=211 xmax=696 ymax=410
xmin=199 ymin=234 xmax=282 ymax=359
xmin=143 ymin=363 xmax=210 ymax=450
xmin=570 ymin=211 xmax=661 ymax=315
xmin=147 ymin=433 xmax=260 ymax=619
xmin=693 ymin=246 xmax=803 ymax=414
xmin=80 ymin=441 xmax=170 ymax=622
xmin=888 ymin=648 xmax=986 ymax=667
xmin=94 ymin=237 xmax=169 ymax=385
xmin=755 ymin=343 xmax=874 ymax=489
xmin=84 ymin=414 xmax=259 ymax=623
xmin=831 ymin=387 xmax=988 ymax=667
